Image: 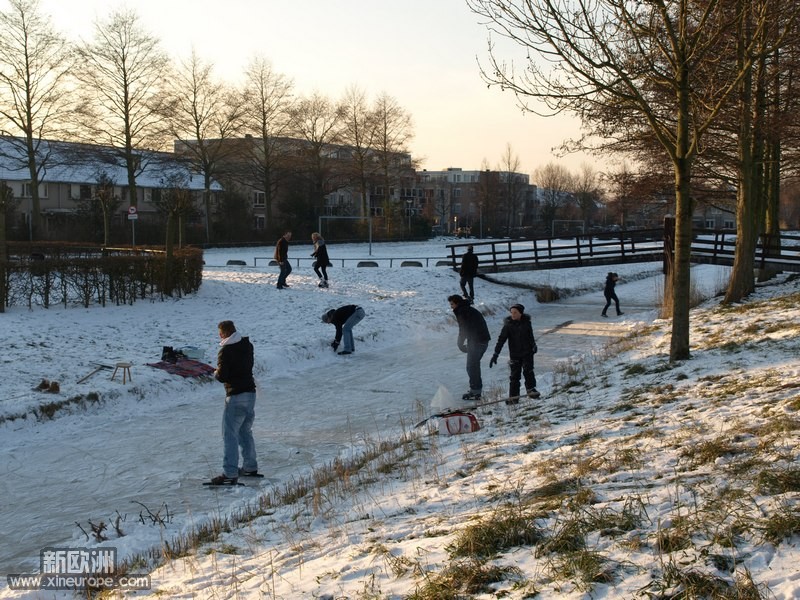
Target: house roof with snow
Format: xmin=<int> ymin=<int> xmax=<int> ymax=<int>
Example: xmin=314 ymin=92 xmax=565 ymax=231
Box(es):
xmin=0 ymin=136 xmax=221 ymax=191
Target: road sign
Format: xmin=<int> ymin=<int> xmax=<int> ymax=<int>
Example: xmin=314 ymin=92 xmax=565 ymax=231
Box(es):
xmin=128 ymin=206 xmax=138 ymax=220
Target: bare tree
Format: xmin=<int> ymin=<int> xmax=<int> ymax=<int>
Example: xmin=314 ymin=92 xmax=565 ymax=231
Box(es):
xmin=371 ymin=92 xmax=415 ymax=233
xmin=75 ymin=9 xmax=172 ymax=208
xmin=289 ymin=92 xmax=346 ymax=221
xmin=240 ymin=56 xmax=294 ymax=231
xmin=533 ymin=162 xmax=573 ymax=233
xmin=168 ymin=50 xmax=243 ymax=243
xmin=93 ymin=172 xmax=120 ymax=246
xmin=497 ymin=143 xmax=524 ymax=233
xmin=340 ymin=85 xmax=377 ymax=217
xmin=467 ymin=0 xmax=777 ymax=361
xmin=0 ymin=0 xmax=74 ymax=239
xmin=573 ymin=163 xmax=602 ymax=225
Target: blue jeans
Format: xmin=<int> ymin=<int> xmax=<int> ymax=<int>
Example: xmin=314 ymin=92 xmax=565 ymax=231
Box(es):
xmin=222 ymin=391 xmax=257 ymax=478
xmin=341 ymin=306 xmax=365 ymax=352
xmin=277 ymin=261 xmax=292 ymax=287
xmin=466 ymin=342 xmax=488 ymax=394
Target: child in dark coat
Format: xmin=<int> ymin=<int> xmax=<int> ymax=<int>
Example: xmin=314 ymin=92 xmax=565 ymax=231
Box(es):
xmin=489 ymin=304 xmax=540 ymax=404
xmin=602 ymin=272 xmax=623 ymax=317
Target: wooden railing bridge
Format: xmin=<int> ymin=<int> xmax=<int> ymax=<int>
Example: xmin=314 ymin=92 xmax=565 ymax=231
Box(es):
xmin=446 ymin=229 xmax=800 ymax=274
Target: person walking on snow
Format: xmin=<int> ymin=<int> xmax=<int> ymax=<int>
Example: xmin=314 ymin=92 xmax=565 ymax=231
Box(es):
xmin=211 ymin=320 xmax=258 ymax=486
xmin=489 ymin=304 xmax=540 ymax=405
xmin=311 ymin=232 xmax=331 ymax=288
xmin=601 ymin=272 xmax=623 ymax=317
xmin=274 ymin=230 xmax=292 ymax=289
xmin=448 ymin=294 xmax=491 ymax=403
xmin=322 ymin=305 xmax=366 ymax=355
xmin=459 ymin=245 xmax=479 ymax=301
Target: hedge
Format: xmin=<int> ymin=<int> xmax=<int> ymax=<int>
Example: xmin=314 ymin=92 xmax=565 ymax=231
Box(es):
xmin=0 ymin=243 xmax=204 ymax=309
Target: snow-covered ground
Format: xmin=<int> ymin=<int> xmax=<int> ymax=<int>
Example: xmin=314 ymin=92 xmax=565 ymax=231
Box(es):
xmin=2 ymin=237 xmax=797 ymax=599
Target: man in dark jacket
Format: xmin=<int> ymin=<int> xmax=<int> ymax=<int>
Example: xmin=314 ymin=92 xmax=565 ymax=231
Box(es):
xmin=322 ymin=304 xmax=366 ymax=355
xmin=448 ymin=294 xmax=491 ymax=403
xmin=212 ymin=320 xmax=257 ymax=485
xmin=490 ymin=304 xmax=540 ymax=404
xmin=274 ymin=230 xmax=292 ymax=289
xmin=459 ymin=245 xmax=479 ymax=301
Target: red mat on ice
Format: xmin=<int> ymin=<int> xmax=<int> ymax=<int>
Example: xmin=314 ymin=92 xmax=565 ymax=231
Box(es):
xmin=147 ymin=359 xmax=216 ymax=378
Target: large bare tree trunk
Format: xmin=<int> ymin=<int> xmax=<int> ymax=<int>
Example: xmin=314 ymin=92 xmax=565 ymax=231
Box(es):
xmin=671 ymin=161 xmax=693 ymax=361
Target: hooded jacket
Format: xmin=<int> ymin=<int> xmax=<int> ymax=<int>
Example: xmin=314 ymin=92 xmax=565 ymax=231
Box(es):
xmin=453 ymin=302 xmax=491 ymax=348
xmin=216 ymin=334 xmax=256 ymax=396
xmin=493 ymin=313 xmax=536 ymax=359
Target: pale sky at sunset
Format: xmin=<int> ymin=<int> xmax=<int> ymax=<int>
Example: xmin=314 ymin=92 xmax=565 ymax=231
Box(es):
xmin=32 ymin=0 xmax=598 ymax=179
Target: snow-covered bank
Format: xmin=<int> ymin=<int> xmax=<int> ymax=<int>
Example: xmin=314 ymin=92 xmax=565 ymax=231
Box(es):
xmin=7 ymin=240 xmax=788 ymax=600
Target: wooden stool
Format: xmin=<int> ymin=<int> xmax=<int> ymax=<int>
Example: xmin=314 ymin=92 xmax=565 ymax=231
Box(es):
xmin=111 ymin=362 xmax=133 ymax=384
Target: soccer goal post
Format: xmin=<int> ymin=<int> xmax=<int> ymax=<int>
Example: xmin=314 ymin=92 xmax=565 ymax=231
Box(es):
xmin=551 ymin=220 xmax=585 ymax=236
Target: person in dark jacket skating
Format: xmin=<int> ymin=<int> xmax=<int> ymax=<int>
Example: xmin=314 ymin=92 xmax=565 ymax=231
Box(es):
xmin=274 ymin=230 xmax=292 ymax=289
xmin=311 ymin=232 xmax=331 ymax=288
xmin=601 ymin=272 xmax=623 ymax=317
xmin=448 ymin=294 xmax=491 ymax=403
xmin=322 ymin=304 xmax=366 ymax=355
xmin=459 ymin=245 xmax=479 ymax=301
xmin=489 ymin=304 xmax=540 ymax=404
xmin=212 ymin=320 xmax=258 ymax=486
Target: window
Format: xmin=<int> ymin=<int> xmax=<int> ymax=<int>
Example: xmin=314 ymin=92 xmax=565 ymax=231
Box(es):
xmin=71 ymin=184 xmax=93 ymax=199
xmin=723 ymin=219 xmax=734 ymax=230
xmin=705 ymin=219 xmax=715 ymax=229
xmin=453 ymin=188 xmax=462 ymax=198
xmin=253 ymin=191 xmax=266 ymax=207
xmin=253 ymin=215 xmax=265 ymax=230
xmin=144 ymin=188 xmax=162 ymax=204
xmin=22 ymin=182 xmax=48 ymax=198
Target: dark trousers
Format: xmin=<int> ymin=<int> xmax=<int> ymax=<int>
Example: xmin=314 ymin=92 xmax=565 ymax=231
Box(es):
xmin=313 ymin=261 xmax=328 ymax=281
xmin=277 ymin=261 xmax=292 ymax=288
xmin=602 ymin=292 xmax=620 ymax=315
xmin=460 ymin=275 xmax=475 ymax=299
xmin=466 ymin=341 xmax=488 ymax=393
xmin=508 ymin=355 xmax=536 ymax=398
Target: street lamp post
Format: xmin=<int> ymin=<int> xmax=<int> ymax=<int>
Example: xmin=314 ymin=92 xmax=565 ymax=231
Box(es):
xmin=479 ymin=202 xmax=483 ymax=239
xmin=407 ymin=199 xmax=412 ymax=233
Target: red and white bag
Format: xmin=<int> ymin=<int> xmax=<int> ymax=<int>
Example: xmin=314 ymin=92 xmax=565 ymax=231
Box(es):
xmin=438 ymin=411 xmax=481 ymax=435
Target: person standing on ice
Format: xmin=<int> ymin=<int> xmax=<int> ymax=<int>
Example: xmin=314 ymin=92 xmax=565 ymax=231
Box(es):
xmin=459 ymin=245 xmax=479 ymax=302
xmin=274 ymin=230 xmax=292 ymax=289
xmin=211 ymin=320 xmax=258 ymax=486
xmin=448 ymin=294 xmax=490 ymax=404
xmin=601 ymin=272 xmax=623 ymax=317
xmin=489 ymin=303 xmax=540 ymax=405
xmin=311 ymin=232 xmax=331 ymax=288
xmin=322 ymin=305 xmax=366 ymax=355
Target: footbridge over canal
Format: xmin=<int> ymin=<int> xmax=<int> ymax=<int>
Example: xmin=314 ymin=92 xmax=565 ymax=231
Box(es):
xmin=446 ymin=229 xmax=800 ymax=274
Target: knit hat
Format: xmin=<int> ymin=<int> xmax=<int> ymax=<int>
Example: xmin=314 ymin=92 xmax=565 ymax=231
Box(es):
xmin=321 ymin=309 xmax=335 ymax=323
xmin=510 ymin=303 xmax=525 ymax=313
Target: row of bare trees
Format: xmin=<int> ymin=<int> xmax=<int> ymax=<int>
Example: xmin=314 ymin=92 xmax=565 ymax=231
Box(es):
xmin=0 ymin=0 xmax=415 ymax=244
xmin=468 ymin=0 xmax=800 ymax=361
